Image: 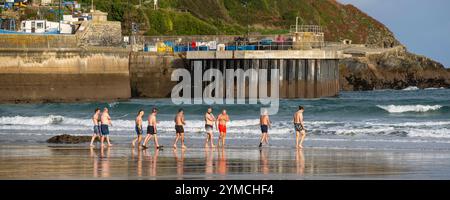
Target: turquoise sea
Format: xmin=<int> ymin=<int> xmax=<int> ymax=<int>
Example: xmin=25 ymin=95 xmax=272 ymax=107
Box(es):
xmin=0 ymin=88 xmax=449 ymax=150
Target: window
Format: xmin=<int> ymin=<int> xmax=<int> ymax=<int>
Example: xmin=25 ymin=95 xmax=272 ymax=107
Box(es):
xmin=37 ymin=23 xmax=43 ymax=29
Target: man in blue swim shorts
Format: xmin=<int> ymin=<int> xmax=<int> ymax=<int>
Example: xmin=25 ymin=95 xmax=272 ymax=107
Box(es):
xmin=100 ymin=107 xmax=112 ymax=147
xmin=89 ymin=108 xmax=101 ymax=147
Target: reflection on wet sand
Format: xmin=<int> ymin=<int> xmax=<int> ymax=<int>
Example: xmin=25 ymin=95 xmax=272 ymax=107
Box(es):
xmin=216 ymin=147 xmax=227 ymax=175
xmin=99 ymin=146 xmax=111 ymax=178
xmin=144 ymin=148 xmax=159 ymax=177
xmin=90 ymin=147 xmax=98 ymax=178
xmin=204 ymin=148 xmax=214 ymax=177
xmin=173 ymin=149 xmax=185 ymax=179
xmin=1 ymin=145 xmax=449 ymax=179
xmin=259 ymin=148 xmax=269 ymax=174
xmin=296 ymin=149 xmax=305 ymax=176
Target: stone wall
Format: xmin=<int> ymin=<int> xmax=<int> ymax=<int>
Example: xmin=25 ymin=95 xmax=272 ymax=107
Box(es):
xmin=0 ymin=34 xmax=77 ymax=49
xmin=129 ymin=52 xmax=185 ymax=98
xmin=77 ymin=21 xmax=122 ymax=47
xmin=0 ymin=48 xmax=131 ymax=103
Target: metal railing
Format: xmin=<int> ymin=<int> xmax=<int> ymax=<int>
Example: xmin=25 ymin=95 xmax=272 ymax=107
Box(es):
xmin=290 ymin=25 xmax=323 ymax=34
xmin=142 ymin=40 xmax=331 ymax=53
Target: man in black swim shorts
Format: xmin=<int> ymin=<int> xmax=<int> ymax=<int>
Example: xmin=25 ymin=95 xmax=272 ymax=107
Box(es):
xmin=293 ymin=106 xmax=307 ymax=149
xmin=173 ymin=109 xmax=186 ymax=149
xmin=143 ymin=108 xmax=162 ymax=149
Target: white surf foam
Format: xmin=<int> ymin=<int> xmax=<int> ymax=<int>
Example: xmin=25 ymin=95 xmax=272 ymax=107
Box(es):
xmin=1 ymin=115 xmax=449 ymax=139
xmin=424 ymin=87 xmax=446 ymax=90
xmin=402 ymin=86 xmax=420 ymax=91
xmin=377 ymin=105 xmax=443 ymax=113
xmin=0 ymin=115 xmax=65 ymax=125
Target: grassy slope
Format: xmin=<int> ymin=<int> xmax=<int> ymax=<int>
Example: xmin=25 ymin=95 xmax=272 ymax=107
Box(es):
xmin=78 ymin=0 xmax=399 ymax=46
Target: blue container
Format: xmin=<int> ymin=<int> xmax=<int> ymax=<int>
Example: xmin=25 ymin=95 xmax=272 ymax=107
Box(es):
xmin=164 ymin=41 xmax=174 ymax=47
xmin=225 ymin=46 xmax=236 ymax=51
xmin=237 ymin=46 xmax=246 ymax=51
xmin=260 ymin=39 xmax=272 ymax=46
xmin=245 ymin=45 xmax=257 ymax=50
xmin=174 ymin=46 xmax=187 ymax=52
xmin=199 ymin=46 xmax=208 ymax=51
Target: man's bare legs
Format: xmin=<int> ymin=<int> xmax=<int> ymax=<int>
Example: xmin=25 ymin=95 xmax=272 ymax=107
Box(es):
xmin=173 ymin=133 xmax=180 ymax=149
xmin=90 ymin=134 xmax=99 ymax=147
xmin=181 ymin=132 xmax=186 ymax=149
xmin=264 ymin=134 xmax=269 ymax=145
xmin=204 ymin=133 xmax=210 ymax=148
xmin=132 ymin=135 xmax=142 ymax=147
xmin=101 ymin=135 xmax=105 ymax=147
xmin=209 ymin=133 xmax=215 ymax=148
xmin=259 ymin=133 xmax=266 ymax=147
xmin=153 ymin=135 xmax=160 ymax=148
xmin=143 ymin=134 xmax=153 ymax=148
xmin=105 ymin=136 xmax=112 ymax=147
xmin=218 ymin=132 xmax=225 ymax=147
xmin=205 ymin=132 xmax=215 ymax=148
xmin=298 ymin=130 xmax=306 ymax=149
xmin=221 ymin=133 xmax=226 ymax=147
xmin=296 ymin=131 xmax=300 ymax=148
xmin=138 ymin=135 xmax=142 ymax=145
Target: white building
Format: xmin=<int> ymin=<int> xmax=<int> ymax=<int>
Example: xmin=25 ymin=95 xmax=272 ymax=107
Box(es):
xmin=20 ymin=20 xmax=73 ymax=34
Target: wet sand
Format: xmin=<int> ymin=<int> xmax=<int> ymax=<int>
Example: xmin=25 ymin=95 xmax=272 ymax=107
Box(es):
xmin=1 ymin=143 xmax=450 ymax=180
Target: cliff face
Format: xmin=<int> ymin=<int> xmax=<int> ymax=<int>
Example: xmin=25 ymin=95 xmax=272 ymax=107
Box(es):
xmin=89 ymin=0 xmax=399 ymax=47
xmin=339 ymin=47 xmax=450 ymax=90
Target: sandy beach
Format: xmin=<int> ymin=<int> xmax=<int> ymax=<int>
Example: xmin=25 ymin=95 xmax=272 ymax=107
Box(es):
xmin=1 ymin=140 xmax=450 ymax=180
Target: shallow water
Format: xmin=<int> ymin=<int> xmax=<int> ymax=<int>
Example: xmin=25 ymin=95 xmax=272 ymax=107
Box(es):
xmin=0 ymin=89 xmax=449 ymax=150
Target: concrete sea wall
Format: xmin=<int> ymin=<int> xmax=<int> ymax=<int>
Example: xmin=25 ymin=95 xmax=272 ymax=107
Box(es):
xmin=0 ymin=48 xmax=131 ymax=103
xmin=129 ymin=52 xmax=184 ymax=98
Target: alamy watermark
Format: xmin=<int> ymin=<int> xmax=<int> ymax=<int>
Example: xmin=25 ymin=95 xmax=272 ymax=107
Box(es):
xmin=170 ymin=64 xmax=280 ymax=115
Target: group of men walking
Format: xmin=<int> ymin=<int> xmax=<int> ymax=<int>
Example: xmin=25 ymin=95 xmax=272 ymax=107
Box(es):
xmin=89 ymin=106 xmax=307 ymax=149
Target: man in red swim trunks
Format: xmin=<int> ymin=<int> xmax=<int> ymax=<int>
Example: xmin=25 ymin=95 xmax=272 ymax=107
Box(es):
xmin=216 ymin=109 xmax=230 ymax=147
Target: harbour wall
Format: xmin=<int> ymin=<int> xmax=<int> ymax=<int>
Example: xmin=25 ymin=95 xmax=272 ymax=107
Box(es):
xmin=0 ymin=48 xmax=131 ymax=103
xmin=0 ymin=35 xmax=341 ymax=103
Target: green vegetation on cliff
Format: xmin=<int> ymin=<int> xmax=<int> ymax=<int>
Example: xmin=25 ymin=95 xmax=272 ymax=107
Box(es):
xmin=77 ymin=0 xmax=398 ymax=47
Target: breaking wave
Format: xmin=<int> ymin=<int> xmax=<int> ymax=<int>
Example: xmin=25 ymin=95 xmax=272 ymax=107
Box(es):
xmin=1 ymin=115 xmax=449 ymax=139
xmin=402 ymin=86 xmax=420 ymax=91
xmin=377 ymin=105 xmax=443 ymax=113
xmin=0 ymin=115 xmax=65 ymax=126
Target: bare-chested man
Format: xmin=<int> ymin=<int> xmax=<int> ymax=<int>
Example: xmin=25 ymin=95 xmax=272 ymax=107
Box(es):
xmin=216 ymin=109 xmax=230 ymax=147
xmin=204 ymin=107 xmax=216 ymax=148
xmin=132 ymin=109 xmax=144 ymax=147
xmin=259 ymin=110 xmax=271 ymax=148
xmin=293 ymin=106 xmax=307 ymax=149
xmin=89 ymin=108 xmax=101 ymax=147
xmin=142 ymin=108 xmax=162 ymax=149
xmin=173 ymin=108 xmax=186 ymax=149
xmin=100 ymin=107 xmax=112 ymax=147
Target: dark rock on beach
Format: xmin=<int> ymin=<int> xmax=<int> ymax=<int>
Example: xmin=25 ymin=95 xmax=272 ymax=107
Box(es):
xmin=47 ymin=134 xmax=100 ymax=144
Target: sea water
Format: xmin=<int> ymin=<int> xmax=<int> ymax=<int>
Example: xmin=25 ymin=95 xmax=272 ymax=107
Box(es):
xmin=0 ymin=89 xmax=449 ymax=150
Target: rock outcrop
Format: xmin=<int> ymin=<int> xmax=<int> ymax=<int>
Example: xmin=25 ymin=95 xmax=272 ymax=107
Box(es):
xmin=339 ymin=46 xmax=450 ymax=91
xmin=47 ymin=134 xmax=101 ymax=144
